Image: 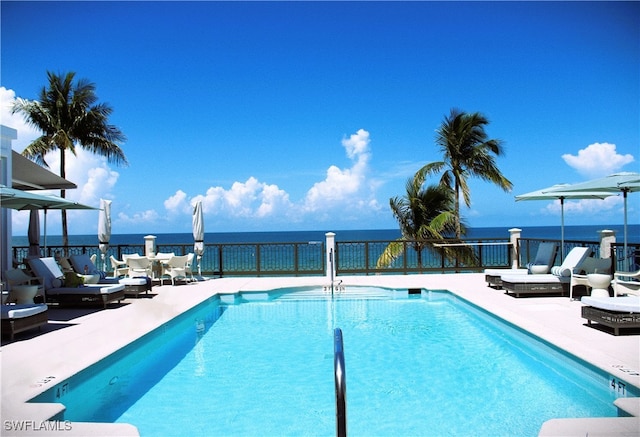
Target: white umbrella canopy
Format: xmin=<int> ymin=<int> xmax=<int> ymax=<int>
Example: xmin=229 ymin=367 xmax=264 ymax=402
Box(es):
xmin=545 ymin=172 xmax=640 ymax=269
xmin=98 ymin=199 xmax=112 ymax=271
xmin=516 ymin=184 xmax=616 ymax=260
xmin=192 ymin=200 xmax=204 ymax=276
xmin=1 ymin=185 xmax=97 ymax=250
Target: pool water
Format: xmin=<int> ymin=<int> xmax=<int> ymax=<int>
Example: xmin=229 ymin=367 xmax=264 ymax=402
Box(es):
xmin=34 ymin=288 xmax=627 ymax=436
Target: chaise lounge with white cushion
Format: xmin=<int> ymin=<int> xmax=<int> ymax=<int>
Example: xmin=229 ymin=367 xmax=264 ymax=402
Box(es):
xmin=500 ymin=247 xmax=591 ymax=297
xmin=581 ymin=295 xmax=640 ymax=336
xmin=485 ymin=242 xmax=558 ymax=289
xmin=28 ymin=258 xmax=125 ymax=308
xmin=1 ymin=303 xmax=48 ymax=341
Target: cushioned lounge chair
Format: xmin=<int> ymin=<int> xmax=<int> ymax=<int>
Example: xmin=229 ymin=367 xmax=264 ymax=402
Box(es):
xmin=28 ymin=258 xmax=125 ymax=308
xmin=1 ymin=303 xmax=48 ymax=341
xmin=485 ymin=242 xmax=558 ymax=288
xmin=581 ymin=295 xmax=640 ymax=336
xmin=69 ymin=254 xmax=120 ymax=284
xmin=501 ymin=247 xmax=591 ymax=297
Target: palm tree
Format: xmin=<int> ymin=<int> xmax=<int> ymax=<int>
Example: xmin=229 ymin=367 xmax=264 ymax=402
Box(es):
xmin=12 ymin=71 xmax=127 ymax=247
xmin=377 ymin=171 xmax=458 ymax=269
xmin=418 ymin=108 xmax=513 ymax=238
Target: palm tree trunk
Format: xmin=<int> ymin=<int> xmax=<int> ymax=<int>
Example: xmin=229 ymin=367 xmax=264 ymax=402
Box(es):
xmin=454 ymin=179 xmax=461 ymax=239
xmin=60 ymin=149 xmax=69 ymax=251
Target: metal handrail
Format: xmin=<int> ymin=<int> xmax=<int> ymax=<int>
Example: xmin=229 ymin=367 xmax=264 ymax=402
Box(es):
xmin=334 ymin=328 xmax=347 ymax=437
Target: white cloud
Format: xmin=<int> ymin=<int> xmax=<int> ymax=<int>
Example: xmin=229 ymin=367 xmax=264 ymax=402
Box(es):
xmin=164 ymin=190 xmax=189 ymax=214
xmin=0 ymin=87 xmax=41 ymax=151
xmin=562 ymin=142 xmax=635 ymax=178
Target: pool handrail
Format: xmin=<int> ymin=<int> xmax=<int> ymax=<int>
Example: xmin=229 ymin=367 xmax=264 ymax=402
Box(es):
xmin=334 ymin=328 xmax=347 ymax=437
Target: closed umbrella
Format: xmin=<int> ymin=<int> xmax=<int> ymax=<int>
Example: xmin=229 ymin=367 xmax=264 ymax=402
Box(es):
xmin=192 ymin=200 xmax=204 ymax=276
xmin=28 ymin=210 xmax=40 ymax=257
xmin=98 ymin=199 xmax=112 ymax=271
xmin=1 ymin=185 xmax=96 ymax=251
xmin=546 ymin=172 xmax=640 ymax=269
xmin=516 ymin=184 xmax=616 ymax=260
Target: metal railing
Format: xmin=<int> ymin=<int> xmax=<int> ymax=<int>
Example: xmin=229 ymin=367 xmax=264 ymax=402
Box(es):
xmin=334 ymin=328 xmax=347 ymax=437
xmin=11 ymin=238 xmax=638 ymax=278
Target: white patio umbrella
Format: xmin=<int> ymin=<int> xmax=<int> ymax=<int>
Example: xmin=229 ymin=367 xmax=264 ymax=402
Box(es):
xmin=28 ymin=210 xmax=40 ymax=257
xmin=546 ymin=172 xmax=640 ymax=269
xmin=1 ymin=185 xmax=97 ymax=251
xmin=192 ymin=200 xmax=204 ymax=276
xmin=516 ymin=184 xmax=616 ymax=260
xmin=98 ymin=199 xmax=112 ymax=271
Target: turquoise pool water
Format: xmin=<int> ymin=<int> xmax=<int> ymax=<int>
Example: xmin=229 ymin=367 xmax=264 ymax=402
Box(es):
xmin=32 ymin=288 xmax=630 ymax=436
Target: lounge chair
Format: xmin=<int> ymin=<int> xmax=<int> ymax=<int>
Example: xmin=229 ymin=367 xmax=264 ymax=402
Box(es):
xmin=162 ymin=255 xmax=189 ymax=285
xmin=501 ymin=247 xmax=591 ymax=297
xmin=613 ymin=269 xmax=640 ymax=297
xmin=581 ymin=295 xmax=640 ymax=335
xmin=485 ymin=242 xmax=558 ymax=288
xmin=1 ymin=303 xmax=48 ymax=341
xmin=27 ymin=257 xmax=125 ymax=308
xmin=69 ymin=254 xmax=120 ymax=284
xmin=568 ymin=257 xmax=612 ymax=300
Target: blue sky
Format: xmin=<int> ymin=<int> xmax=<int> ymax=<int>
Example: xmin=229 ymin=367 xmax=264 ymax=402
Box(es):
xmin=2 ymin=1 xmax=639 ymax=236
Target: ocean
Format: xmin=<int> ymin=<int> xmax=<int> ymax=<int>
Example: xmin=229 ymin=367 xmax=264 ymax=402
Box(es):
xmin=11 ymin=224 xmax=639 ymax=247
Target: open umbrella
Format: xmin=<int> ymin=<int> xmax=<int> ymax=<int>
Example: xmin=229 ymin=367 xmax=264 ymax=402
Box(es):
xmin=192 ymin=200 xmax=204 ymax=276
xmin=98 ymin=199 xmax=112 ymax=271
xmin=28 ymin=210 xmax=40 ymax=257
xmin=546 ymin=172 xmax=640 ymax=269
xmin=1 ymin=185 xmax=96 ymax=251
xmin=516 ymin=184 xmax=616 ymax=260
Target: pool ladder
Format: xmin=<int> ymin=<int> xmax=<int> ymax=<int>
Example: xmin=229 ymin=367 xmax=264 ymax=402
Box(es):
xmin=334 ymin=328 xmax=347 ymax=437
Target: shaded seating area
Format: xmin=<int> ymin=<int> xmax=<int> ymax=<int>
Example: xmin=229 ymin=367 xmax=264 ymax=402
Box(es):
xmin=501 ymin=247 xmax=591 ymax=297
xmin=485 ymin=242 xmax=558 ymax=289
xmin=1 ymin=303 xmax=49 ymax=341
xmin=28 ymin=258 xmax=125 ymax=309
xmin=581 ymin=295 xmax=640 ymax=336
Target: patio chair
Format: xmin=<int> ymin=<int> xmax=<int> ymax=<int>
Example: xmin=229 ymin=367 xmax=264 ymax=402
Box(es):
xmin=110 ymin=255 xmax=129 ymax=278
xmin=500 ymin=247 xmax=591 ymax=298
xmin=162 ymin=255 xmax=189 ymax=285
xmin=484 ymin=242 xmax=558 ymax=289
xmin=185 ymin=253 xmax=195 ymax=281
xmin=1 ymin=303 xmax=49 ymax=341
xmin=612 ymin=269 xmax=640 ymax=297
xmin=569 ymin=257 xmax=612 ymax=300
xmin=581 ymin=295 xmax=640 ymax=335
xmin=126 ymin=256 xmax=153 ymax=279
xmin=69 ymin=254 xmax=120 ymax=285
xmin=27 ymin=257 xmax=125 ymax=308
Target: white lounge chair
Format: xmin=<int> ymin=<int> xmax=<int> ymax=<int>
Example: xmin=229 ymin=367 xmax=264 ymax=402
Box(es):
xmin=581 ymin=295 xmax=640 ymax=335
xmin=485 ymin=242 xmax=558 ymax=288
xmin=500 ymin=247 xmax=591 ymax=297
xmin=27 ymin=257 xmax=125 ymax=308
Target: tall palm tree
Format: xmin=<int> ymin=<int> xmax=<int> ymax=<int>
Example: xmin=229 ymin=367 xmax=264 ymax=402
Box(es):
xmin=13 ymin=71 xmax=127 ymax=247
xmin=418 ymin=108 xmax=513 ymax=238
xmin=377 ymin=171 xmax=458 ymax=269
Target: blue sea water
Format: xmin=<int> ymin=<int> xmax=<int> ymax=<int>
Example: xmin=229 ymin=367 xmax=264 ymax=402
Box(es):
xmin=11 ymin=224 xmax=639 ymax=247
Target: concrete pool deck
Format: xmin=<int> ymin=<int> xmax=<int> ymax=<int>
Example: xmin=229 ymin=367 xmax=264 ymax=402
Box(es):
xmin=1 ymin=273 xmax=639 ymax=436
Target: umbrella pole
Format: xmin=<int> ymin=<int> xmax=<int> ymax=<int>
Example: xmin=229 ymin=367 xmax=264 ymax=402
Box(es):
xmin=560 ymin=198 xmax=565 ymax=261
xmin=624 ymin=191 xmax=628 ymax=271
xmin=43 ymin=208 xmax=48 ymax=254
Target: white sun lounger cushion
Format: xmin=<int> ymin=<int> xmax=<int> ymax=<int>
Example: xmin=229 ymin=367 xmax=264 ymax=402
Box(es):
xmin=582 ymin=296 xmax=640 ymax=313
xmin=484 ymin=268 xmax=529 ymax=276
xmin=1 ymin=304 xmax=48 ymax=320
xmin=500 ymin=274 xmax=570 ymax=284
xmin=119 ymin=278 xmax=148 ymax=286
xmin=45 ymin=284 xmax=125 ymax=296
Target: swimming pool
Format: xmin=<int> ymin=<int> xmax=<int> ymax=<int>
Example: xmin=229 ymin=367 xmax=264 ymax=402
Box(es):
xmin=31 ymin=287 xmax=633 ymax=436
